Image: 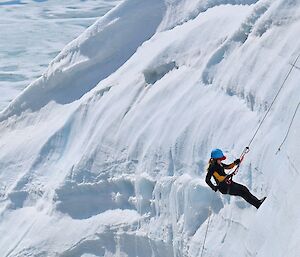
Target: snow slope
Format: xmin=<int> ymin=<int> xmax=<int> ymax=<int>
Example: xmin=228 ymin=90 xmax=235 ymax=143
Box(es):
xmin=0 ymin=0 xmax=300 ymax=256
xmin=0 ymin=0 xmax=120 ymax=111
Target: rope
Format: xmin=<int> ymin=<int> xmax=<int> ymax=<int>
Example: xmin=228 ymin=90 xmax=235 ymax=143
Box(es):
xmin=276 ymin=101 xmax=300 ymax=154
xmin=225 ymin=147 xmax=250 ymax=183
xmin=200 ymin=210 xmax=212 ymax=257
xmin=200 ymin=53 xmax=300 ymax=256
xmin=286 ymin=154 xmax=300 ymax=174
xmin=200 ymin=194 xmax=216 ymax=257
xmin=247 ymin=53 xmax=300 ymax=148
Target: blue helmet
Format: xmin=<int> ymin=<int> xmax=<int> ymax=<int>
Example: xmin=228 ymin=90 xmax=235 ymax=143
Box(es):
xmin=211 ymin=148 xmax=226 ymax=160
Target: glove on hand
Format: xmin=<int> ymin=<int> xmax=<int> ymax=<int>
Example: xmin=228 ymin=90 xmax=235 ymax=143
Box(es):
xmin=213 ymin=186 xmax=218 ymax=192
xmin=234 ymin=159 xmax=241 ymax=165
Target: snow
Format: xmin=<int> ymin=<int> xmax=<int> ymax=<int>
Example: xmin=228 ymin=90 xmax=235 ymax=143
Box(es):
xmin=0 ymin=0 xmax=300 ymax=256
xmin=0 ymin=0 xmax=120 ymax=111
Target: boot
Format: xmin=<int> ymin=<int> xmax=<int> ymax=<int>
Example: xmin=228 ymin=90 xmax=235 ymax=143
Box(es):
xmin=257 ymin=197 xmax=267 ymax=208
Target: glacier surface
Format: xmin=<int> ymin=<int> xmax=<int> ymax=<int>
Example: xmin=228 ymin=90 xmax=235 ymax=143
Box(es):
xmin=0 ymin=0 xmax=120 ymax=110
xmin=0 ymin=0 xmax=299 ymax=256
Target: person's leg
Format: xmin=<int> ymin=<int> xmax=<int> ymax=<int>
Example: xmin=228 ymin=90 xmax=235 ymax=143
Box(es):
xmin=228 ymin=182 xmax=261 ymax=208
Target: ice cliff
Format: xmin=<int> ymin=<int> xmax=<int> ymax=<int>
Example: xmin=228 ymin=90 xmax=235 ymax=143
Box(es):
xmin=0 ymin=0 xmax=299 ymax=256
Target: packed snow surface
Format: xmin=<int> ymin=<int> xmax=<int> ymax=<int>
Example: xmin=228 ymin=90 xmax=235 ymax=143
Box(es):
xmin=0 ymin=0 xmax=120 ymax=110
xmin=0 ymin=0 xmax=300 ymax=256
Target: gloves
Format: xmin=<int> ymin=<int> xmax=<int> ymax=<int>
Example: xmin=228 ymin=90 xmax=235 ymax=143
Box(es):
xmin=234 ymin=159 xmax=241 ymax=165
xmin=213 ymin=186 xmax=218 ymax=192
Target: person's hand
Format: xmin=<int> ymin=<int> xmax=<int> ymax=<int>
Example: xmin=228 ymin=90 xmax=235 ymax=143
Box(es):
xmin=213 ymin=186 xmax=218 ymax=192
xmin=234 ymin=159 xmax=241 ymax=165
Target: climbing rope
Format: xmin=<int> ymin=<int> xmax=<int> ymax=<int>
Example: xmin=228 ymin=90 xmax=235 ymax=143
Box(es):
xmin=200 ymin=53 xmax=300 ymax=257
xmin=247 ymin=53 xmax=300 ymax=148
xmin=224 ymin=53 xmax=300 ymax=183
xmin=229 ymin=52 xmax=300 ymax=167
xmin=200 ymin=193 xmax=216 ymax=257
xmin=286 ymin=153 xmax=300 ymax=175
xmin=200 ymin=209 xmax=212 ymax=257
xmin=225 ymin=146 xmax=250 ymax=183
xmin=276 ymin=101 xmax=300 ymax=154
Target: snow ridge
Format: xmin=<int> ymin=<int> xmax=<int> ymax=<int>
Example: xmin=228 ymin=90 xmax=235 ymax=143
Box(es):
xmin=0 ymin=0 xmax=166 ymax=121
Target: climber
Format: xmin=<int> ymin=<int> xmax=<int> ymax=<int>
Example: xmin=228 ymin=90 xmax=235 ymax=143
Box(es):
xmin=205 ymin=149 xmax=266 ymax=209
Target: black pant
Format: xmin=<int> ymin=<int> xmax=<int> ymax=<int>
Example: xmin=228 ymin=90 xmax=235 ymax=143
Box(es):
xmin=218 ymin=181 xmax=261 ymax=208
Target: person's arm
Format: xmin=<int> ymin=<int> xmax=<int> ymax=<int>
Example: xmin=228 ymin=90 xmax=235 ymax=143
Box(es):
xmin=222 ymin=159 xmax=241 ymax=170
xmin=205 ymin=166 xmax=218 ymax=191
xmin=222 ymin=162 xmax=235 ymax=170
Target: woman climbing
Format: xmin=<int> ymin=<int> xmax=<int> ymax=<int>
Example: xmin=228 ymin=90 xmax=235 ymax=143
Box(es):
xmin=205 ymin=149 xmax=266 ymax=209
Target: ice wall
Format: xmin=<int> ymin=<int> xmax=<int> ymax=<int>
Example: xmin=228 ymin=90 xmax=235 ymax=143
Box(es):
xmin=0 ymin=0 xmax=299 ymax=256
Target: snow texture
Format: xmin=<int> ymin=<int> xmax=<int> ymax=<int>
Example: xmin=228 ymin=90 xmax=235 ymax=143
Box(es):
xmin=0 ymin=0 xmax=120 ymax=111
xmin=0 ymin=0 xmax=300 ymax=256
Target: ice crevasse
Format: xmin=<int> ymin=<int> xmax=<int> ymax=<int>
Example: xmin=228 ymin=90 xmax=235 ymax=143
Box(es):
xmin=0 ymin=0 xmax=299 ymax=256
